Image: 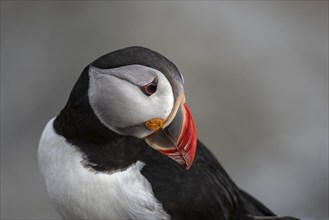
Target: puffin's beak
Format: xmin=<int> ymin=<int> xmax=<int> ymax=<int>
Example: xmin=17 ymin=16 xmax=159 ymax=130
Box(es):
xmin=144 ymin=95 xmax=197 ymax=169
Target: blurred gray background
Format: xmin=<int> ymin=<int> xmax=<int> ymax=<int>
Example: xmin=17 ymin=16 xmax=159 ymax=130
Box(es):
xmin=1 ymin=1 xmax=328 ymax=219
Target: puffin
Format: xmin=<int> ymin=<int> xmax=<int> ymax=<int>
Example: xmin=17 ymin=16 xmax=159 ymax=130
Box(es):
xmin=38 ymin=46 xmax=298 ymax=220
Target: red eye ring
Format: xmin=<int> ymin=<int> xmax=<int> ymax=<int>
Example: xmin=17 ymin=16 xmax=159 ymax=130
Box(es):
xmin=142 ymin=78 xmax=158 ymax=96
xmin=143 ymin=82 xmax=157 ymax=96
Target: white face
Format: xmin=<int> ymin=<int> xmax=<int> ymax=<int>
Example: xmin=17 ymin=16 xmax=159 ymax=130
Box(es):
xmin=88 ymin=65 xmax=174 ymax=138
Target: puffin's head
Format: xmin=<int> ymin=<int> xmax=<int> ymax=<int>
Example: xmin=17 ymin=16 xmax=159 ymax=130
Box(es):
xmin=87 ymin=46 xmax=197 ymax=169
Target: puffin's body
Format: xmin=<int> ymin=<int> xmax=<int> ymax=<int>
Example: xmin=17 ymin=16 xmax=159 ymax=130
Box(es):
xmin=38 ymin=47 xmax=297 ymax=220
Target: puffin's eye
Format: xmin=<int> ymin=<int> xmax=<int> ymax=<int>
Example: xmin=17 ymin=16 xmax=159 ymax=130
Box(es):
xmin=142 ymin=78 xmax=158 ymax=96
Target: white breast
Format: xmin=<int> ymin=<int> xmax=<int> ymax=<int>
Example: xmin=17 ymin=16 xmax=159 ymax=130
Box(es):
xmin=38 ymin=118 xmax=169 ymax=220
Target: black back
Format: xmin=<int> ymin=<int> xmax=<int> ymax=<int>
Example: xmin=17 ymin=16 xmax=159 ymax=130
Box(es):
xmin=141 ymin=140 xmax=276 ymax=219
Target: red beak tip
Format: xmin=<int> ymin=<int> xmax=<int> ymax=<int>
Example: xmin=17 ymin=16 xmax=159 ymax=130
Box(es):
xmin=145 ymin=100 xmax=197 ymax=169
xmin=184 ymin=164 xmax=192 ymax=170
xmin=172 ymin=103 xmax=197 ymax=169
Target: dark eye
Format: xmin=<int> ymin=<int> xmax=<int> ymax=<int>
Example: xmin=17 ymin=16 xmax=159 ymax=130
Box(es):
xmin=142 ymin=78 xmax=158 ymax=96
xmin=143 ymin=83 xmax=157 ymax=96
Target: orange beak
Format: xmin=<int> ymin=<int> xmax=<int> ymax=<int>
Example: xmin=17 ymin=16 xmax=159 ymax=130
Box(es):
xmin=144 ymin=96 xmax=197 ymax=169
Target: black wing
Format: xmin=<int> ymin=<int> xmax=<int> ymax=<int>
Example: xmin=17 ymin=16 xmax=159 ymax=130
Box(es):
xmin=239 ymin=188 xmax=276 ymax=216
xmin=240 ymin=189 xmax=300 ymax=220
xmin=141 ymin=140 xmax=282 ymax=219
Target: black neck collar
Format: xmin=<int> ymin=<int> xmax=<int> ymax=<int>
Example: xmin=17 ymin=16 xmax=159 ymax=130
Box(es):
xmin=53 ymin=67 xmax=152 ymax=172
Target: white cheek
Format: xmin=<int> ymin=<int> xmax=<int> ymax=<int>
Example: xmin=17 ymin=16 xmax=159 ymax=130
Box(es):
xmin=88 ymin=70 xmax=174 ymax=138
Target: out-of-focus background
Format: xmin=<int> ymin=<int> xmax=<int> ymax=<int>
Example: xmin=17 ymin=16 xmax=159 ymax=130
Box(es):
xmin=1 ymin=1 xmax=328 ymax=219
